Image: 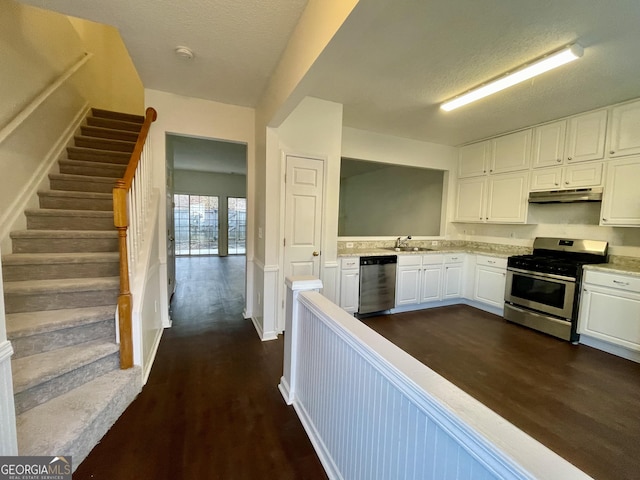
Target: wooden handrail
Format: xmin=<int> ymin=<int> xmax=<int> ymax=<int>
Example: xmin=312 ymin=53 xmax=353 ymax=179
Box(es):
xmin=113 ymin=107 xmax=157 ymax=369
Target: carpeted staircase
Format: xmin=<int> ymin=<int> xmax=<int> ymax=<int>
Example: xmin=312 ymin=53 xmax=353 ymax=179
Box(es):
xmin=2 ymin=108 xmax=145 ymax=467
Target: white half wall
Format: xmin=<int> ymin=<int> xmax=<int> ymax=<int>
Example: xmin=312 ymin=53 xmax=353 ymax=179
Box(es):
xmin=0 ymin=251 xmax=17 ymax=455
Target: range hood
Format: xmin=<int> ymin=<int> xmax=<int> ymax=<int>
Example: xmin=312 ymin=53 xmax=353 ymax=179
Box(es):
xmin=528 ymin=187 xmax=603 ymax=203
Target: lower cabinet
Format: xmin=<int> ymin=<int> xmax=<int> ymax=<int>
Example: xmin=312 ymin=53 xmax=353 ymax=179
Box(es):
xmin=442 ymin=254 xmax=464 ymax=299
xmin=578 ymin=270 xmax=640 ymax=355
xmin=473 ymin=255 xmax=507 ymax=309
xmin=396 ymin=254 xmax=463 ymax=307
xmin=339 ymin=257 xmax=359 ymax=314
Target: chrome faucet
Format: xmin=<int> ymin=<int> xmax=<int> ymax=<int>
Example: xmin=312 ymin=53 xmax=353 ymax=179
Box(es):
xmin=395 ymin=235 xmax=412 ymax=248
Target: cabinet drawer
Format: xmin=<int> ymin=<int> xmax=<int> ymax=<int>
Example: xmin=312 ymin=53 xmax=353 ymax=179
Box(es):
xmin=398 ymin=255 xmax=422 ymax=267
xmin=421 ymin=254 xmax=444 ymax=265
xmin=444 ymin=253 xmax=464 ymax=264
xmin=341 ymin=257 xmax=359 ymax=270
xmin=476 ymin=255 xmax=507 ymax=269
xmin=584 ymin=270 xmax=640 ymax=293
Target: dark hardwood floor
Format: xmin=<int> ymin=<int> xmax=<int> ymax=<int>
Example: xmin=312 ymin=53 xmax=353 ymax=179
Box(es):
xmin=74 ymin=256 xmax=639 ymax=480
xmin=362 ymin=305 xmax=640 ymax=480
xmin=74 ymin=255 xmax=327 ymax=480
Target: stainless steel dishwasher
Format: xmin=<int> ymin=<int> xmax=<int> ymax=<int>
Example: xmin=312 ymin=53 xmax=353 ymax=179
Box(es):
xmin=358 ymin=255 xmax=397 ymax=315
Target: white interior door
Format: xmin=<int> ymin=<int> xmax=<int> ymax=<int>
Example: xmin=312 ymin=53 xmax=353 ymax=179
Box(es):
xmin=283 ymin=156 xmax=324 ymax=281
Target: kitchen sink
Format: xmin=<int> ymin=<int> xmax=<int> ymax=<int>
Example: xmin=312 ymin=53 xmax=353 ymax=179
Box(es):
xmin=386 ymin=246 xmax=433 ymax=252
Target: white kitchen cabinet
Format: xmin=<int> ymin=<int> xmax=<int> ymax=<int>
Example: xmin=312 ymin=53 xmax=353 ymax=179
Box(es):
xmin=485 ymin=172 xmax=529 ymax=223
xmin=601 ymin=156 xmax=640 ymax=226
xmin=339 ymin=257 xmax=359 ymax=314
xmin=490 ymin=129 xmax=532 ymax=174
xmin=563 ymin=162 xmax=603 ymax=188
xmin=421 ymin=264 xmax=443 ymax=303
xmin=579 ymin=270 xmax=640 ymax=356
xmin=454 ymin=176 xmax=486 ymax=222
xmin=474 ymin=255 xmax=507 ymax=309
xmin=459 ymin=141 xmax=490 ymax=178
xmin=530 ymin=167 xmax=562 ymax=190
xmin=565 ymin=109 xmax=607 ymax=163
xmin=532 ymin=120 xmax=566 ymax=169
xmin=608 ymin=99 xmax=640 ymax=158
xmin=442 ymin=254 xmax=464 ymax=299
xmin=396 ymin=256 xmax=422 ymax=306
xmin=529 ymin=162 xmax=603 ymax=191
xmin=455 ymin=172 xmax=528 ymax=223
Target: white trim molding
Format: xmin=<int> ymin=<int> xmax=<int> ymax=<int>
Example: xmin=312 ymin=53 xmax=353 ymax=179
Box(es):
xmin=262 ymin=263 xmax=280 ymax=341
xmin=321 ymin=261 xmax=339 ymax=304
xmin=0 ymin=341 xmax=17 ymax=455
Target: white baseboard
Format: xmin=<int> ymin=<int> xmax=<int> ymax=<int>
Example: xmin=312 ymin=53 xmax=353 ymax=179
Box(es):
xmin=251 ymin=315 xmax=278 ymax=341
xmin=142 ymin=328 xmax=164 ymax=385
xmin=580 ymin=335 xmax=640 ymax=363
xmin=278 ymin=376 xmax=292 ymax=405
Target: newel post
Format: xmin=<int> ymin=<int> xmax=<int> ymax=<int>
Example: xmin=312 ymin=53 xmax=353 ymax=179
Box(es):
xmin=279 ymin=276 xmax=323 ymax=405
xmin=113 ymin=180 xmax=133 ymax=369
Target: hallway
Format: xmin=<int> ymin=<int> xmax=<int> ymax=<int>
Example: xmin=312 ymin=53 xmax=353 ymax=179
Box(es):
xmin=74 ymin=256 xmax=326 ymax=479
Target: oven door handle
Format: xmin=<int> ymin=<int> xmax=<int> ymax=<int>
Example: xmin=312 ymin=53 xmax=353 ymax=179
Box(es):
xmin=507 ymin=267 xmax=576 ymax=283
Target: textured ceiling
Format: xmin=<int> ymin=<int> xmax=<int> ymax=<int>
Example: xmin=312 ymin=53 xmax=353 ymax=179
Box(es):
xmin=300 ymin=0 xmax=640 ymax=145
xmin=17 ymin=0 xmax=640 ymax=147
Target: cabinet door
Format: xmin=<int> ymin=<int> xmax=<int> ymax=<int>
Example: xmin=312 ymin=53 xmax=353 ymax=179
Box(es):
xmin=579 ymin=285 xmax=640 ymax=351
xmin=396 ymin=266 xmax=421 ymax=306
xmin=601 ymin=156 xmax=640 ymax=226
xmin=564 ymin=162 xmax=603 ymax=188
xmin=530 ymin=167 xmax=562 ymax=191
xmin=420 ymin=264 xmax=442 ymax=303
xmin=486 ymin=172 xmax=528 ymax=223
xmin=459 ymin=141 xmax=490 ymax=178
xmin=490 ymin=129 xmax=532 ymax=174
xmin=532 ymin=120 xmax=566 ymax=169
xmin=454 ymin=176 xmax=486 ymax=222
xmin=608 ymin=100 xmax=640 ymax=158
xmin=474 ymin=266 xmax=507 ymax=308
xmin=565 ymin=109 xmax=607 ymax=163
xmin=442 ymin=264 xmax=463 ymax=299
xmin=339 ymin=270 xmax=359 ymax=313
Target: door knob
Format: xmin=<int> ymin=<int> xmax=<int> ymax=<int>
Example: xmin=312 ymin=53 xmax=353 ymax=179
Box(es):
xmin=312 ymin=251 xmax=320 ymax=256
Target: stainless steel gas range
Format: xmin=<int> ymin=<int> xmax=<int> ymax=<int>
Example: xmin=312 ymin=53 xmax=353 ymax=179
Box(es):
xmin=504 ymin=237 xmax=608 ymax=343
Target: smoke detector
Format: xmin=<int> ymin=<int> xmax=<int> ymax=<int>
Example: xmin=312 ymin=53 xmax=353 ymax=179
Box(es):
xmin=175 ymin=46 xmax=194 ymax=60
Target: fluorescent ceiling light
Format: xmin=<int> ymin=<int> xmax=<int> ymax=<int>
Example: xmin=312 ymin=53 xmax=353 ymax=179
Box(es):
xmin=440 ymin=43 xmax=584 ymax=112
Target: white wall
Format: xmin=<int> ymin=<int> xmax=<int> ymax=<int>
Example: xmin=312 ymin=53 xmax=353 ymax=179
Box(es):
xmin=144 ymin=89 xmax=255 ymax=320
xmin=260 ymin=97 xmax=344 ymax=336
xmin=341 ymin=127 xmax=459 ymax=238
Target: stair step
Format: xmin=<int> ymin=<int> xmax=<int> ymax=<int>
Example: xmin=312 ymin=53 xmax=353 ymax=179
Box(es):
xmin=80 ymin=125 xmax=139 ymax=142
xmin=2 ymin=252 xmax=119 ymax=281
xmin=3 ymin=276 xmax=119 ymax=313
xmin=74 ymin=135 xmax=135 ymax=153
xmin=87 ymin=116 xmax=144 ymax=133
xmin=49 ymin=173 xmax=117 ymax=194
xmin=7 ymin=306 xmax=116 ymax=359
xmin=13 ymin=340 xmax=120 ymax=415
xmin=59 ymin=159 xmax=126 ymax=179
xmin=10 ymin=230 xmax=118 ymax=254
xmin=38 ymin=190 xmax=113 ymax=211
xmin=17 ymin=366 xmax=141 ymax=467
xmin=25 ymin=209 xmax=114 ymax=231
xmin=66 ymin=146 xmax=130 ymax=165
xmin=91 ymin=108 xmax=145 ymax=124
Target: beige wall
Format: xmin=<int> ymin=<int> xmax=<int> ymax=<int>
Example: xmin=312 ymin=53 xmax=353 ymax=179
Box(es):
xmin=68 ymin=17 xmax=144 ymax=115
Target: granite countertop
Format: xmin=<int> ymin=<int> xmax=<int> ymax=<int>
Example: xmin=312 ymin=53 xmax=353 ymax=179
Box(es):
xmin=583 ymin=256 xmax=640 ymax=277
xmin=338 ymin=241 xmax=529 ymax=259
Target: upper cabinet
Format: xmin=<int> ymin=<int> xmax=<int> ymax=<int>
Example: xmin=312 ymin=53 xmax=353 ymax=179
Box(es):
xmin=490 ymin=129 xmax=532 ymax=174
xmin=532 ymin=120 xmax=566 ymax=169
xmin=608 ymin=99 xmax=640 ymax=158
xmin=565 ymin=109 xmax=607 ymax=163
xmin=601 ymin=156 xmax=640 ymax=226
xmin=459 ymin=141 xmax=490 ymax=178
